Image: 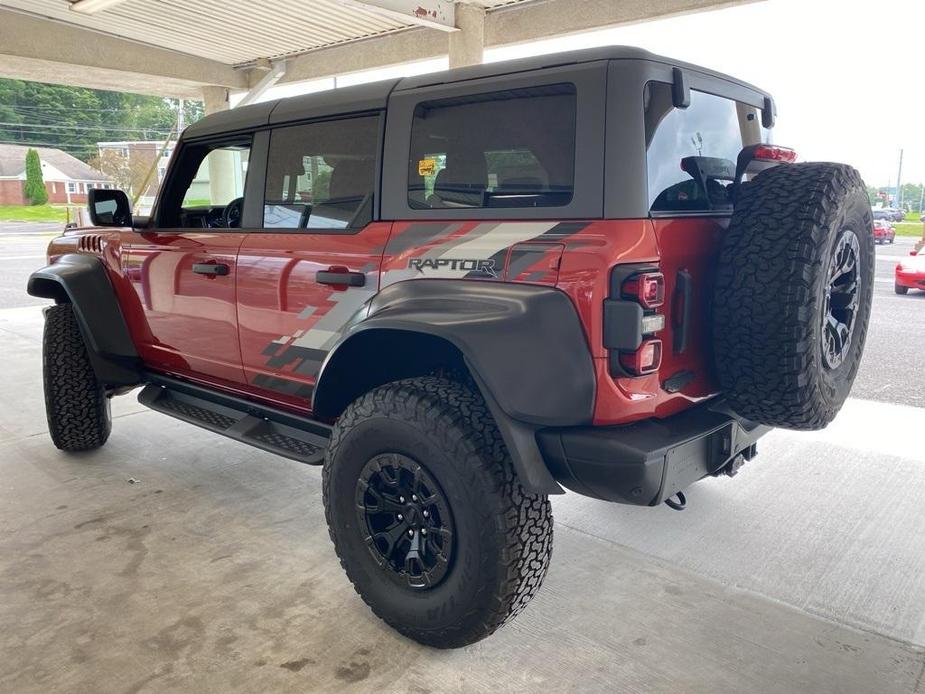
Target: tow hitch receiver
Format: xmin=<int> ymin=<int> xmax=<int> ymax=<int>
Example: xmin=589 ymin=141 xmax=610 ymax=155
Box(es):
xmin=713 ymin=443 xmax=758 ymax=478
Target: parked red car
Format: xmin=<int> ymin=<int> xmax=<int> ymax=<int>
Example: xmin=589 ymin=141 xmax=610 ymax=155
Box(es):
xmin=895 ymin=250 xmax=925 ymax=294
xmin=873 ymin=219 xmax=895 ymax=244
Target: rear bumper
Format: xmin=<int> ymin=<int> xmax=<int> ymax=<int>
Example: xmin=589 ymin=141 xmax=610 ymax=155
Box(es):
xmin=537 ymin=401 xmax=770 ymax=506
xmin=895 ymin=269 xmax=925 ymax=289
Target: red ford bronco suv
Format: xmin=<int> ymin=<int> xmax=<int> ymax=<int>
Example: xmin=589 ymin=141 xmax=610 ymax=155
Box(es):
xmin=28 ymin=47 xmax=874 ymax=649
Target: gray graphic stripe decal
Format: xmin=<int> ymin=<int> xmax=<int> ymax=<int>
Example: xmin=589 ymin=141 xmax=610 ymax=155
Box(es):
xmin=506 ymin=246 xmax=556 ymax=279
xmin=253 ymin=374 xmax=314 ymax=399
xmin=383 ymin=222 xmax=461 ymax=256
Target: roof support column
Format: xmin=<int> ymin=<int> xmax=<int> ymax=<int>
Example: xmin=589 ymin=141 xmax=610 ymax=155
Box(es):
xmin=201 ymin=86 xmax=230 ymax=115
xmin=199 ymin=86 xmax=237 ymax=204
xmin=448 ymin=3 xmax=485 ymax=69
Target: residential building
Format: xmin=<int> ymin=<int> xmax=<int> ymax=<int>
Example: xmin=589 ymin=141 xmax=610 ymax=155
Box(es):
xmin=0 ymin=144 xmax=112 ymax=205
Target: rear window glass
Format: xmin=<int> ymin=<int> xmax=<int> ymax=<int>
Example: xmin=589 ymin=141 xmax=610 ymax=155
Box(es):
xmin=263 ymin=115 xmax=378 ymax=230
xmin=645 ymin=84 xmax=767 ymax=213
xmin=408 ymin=84 xmax=577 ymax=210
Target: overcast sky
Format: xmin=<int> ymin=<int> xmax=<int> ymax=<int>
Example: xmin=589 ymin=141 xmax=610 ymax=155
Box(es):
xmin=255 ymin=0 xmax=924 ymax=188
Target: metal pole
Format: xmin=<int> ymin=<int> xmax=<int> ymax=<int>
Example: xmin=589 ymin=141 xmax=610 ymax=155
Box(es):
xmin=918 ymin=183 xmax=924 ymax=214
xmin=895 ymin=148 xmax=904 ymax=209
xmin=132 ymin=125 xmax=176 ymax=208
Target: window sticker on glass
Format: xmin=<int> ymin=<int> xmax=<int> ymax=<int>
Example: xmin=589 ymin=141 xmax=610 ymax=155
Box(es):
xmin=418 ymin=158 xmax=437 ymax=177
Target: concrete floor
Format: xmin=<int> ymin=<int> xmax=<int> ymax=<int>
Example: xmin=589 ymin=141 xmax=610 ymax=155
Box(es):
xmin=1 ymin=228 xmax=925 ymax=693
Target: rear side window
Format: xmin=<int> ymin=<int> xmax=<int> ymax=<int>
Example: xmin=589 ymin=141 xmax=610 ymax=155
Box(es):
xmin=408 ymin=84 xmax=577 ymax=210
xmin=263 ymin=115 xmax=378 ymax=230
xmin=645 ymin=83 xmax=766 ymax=213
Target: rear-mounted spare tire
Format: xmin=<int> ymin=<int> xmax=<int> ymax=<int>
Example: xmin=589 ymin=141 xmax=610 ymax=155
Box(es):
xmin=712 ymin=162 xmax=874 ymax=430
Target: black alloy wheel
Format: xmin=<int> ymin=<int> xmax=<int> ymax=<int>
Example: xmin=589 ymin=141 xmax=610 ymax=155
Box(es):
xmin=355 ymin=453 xmax=454 ymax=590
xmin=822 ymin=229 xmax=862 ymax=370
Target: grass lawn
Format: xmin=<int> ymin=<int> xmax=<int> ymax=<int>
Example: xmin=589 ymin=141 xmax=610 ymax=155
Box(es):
xmin=0 ymin=205 xmax=69 ymax=223
xmin=894 ymin=221 xmax=924 ymax=237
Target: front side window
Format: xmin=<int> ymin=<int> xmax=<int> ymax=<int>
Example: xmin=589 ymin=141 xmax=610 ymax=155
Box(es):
xmin=645 ymin=84 xmax=767 ymax=213
xmin=181 ymin=144 xmax=250 ymax=209
xmin=263 ymin=115 xmax=379 ymax=230
xmin=408 ymin=84 xmax=577 ymax=210
xmin=155 ymin=139 xmax=251 ymax=228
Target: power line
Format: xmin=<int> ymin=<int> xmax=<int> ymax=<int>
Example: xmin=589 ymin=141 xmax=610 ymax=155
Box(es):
xmin=0 ymin=121 xmax=171 ymax=133
xmin=7 ymin=104 xmax=174 ymax=113
xmin=0 ymin=139 xmax=101 ymax=150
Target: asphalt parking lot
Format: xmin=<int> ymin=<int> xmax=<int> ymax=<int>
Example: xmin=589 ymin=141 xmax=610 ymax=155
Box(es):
xmin=1 ymin=222 xmax=924 ymax=693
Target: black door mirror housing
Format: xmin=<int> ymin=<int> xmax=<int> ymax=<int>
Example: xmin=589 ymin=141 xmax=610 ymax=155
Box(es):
xmin=88 ymin=189 xmax=133 ymax=227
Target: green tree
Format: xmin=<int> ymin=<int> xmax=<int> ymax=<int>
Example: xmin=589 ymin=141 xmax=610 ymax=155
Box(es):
xmin=0 ymin=78 xmax=204 ymax=163
xmin=23 ymin=148 xmax=48 ymax=205
xmin=900 ymin=182 xmax=923 ymax=212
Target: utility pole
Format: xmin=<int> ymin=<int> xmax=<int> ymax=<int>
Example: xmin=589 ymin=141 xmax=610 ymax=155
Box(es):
xmin=895 ymin=148 xmax=904 ymax=209
xmin=177 ymin=98 xmax=185 ymax=133
xmin=918 ymin=183 xmax=924 ymax=214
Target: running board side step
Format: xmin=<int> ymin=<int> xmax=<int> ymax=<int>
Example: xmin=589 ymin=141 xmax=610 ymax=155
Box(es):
xmin=138 ymin=373 xmax=330 ymax=466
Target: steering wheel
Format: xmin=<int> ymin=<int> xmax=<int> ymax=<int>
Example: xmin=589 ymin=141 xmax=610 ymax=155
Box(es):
xmin=222 ymin=197 xmax=244 ymax=228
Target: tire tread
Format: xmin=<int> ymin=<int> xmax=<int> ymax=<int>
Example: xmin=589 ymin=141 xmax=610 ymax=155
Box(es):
xmin=712 ymin=162 xmax=874 ymax=429
xmin=322 ymin=376 xmax=552 ymax=648
xmin=43 ymin=304 xmax=111 ymax=451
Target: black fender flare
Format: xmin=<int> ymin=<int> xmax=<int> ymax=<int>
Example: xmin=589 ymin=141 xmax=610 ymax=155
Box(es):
xmin=27 ymin=254 xmax=140 ymax=386
xmin=313 ymin=279 xmax=597 ymax=494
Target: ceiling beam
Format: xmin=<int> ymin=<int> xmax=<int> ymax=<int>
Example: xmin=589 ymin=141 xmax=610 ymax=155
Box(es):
xmin=0 ymin=0 xmax=763 ymax=98
xmin=484 ymin=0 xmax=760 ymax=46
xmin=340 ymin=0 xmax=457 ymax=31
xmin=280 ymin=26 xmax=448 ymax=85
xmin=0 ymin=8 xmax=248 ymax=99
xmin=274 ymin=0 xmax=762 ymax=86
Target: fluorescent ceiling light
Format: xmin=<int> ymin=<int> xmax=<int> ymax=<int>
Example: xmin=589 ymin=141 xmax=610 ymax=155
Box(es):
xmin=69 ymin=0 xmax=128 ymax=14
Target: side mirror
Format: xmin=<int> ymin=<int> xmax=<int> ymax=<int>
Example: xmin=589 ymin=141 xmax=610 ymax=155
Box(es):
xmin=88 ymin=188 xmax=132 ymax=227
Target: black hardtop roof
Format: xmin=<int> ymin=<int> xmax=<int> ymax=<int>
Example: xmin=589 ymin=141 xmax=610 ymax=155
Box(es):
xmin=182 ymin=45 xmax=769 ymax=141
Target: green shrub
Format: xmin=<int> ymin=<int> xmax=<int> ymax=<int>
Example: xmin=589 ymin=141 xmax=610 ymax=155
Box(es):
xmin=23 ymin=148 xmax=48 ymax=206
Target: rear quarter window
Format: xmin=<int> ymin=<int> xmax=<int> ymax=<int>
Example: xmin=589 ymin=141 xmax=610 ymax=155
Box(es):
xmin=408 ymin=84 xmax=577 ymax=210
xmin=645 ymin=83 xmax=767 ymax=214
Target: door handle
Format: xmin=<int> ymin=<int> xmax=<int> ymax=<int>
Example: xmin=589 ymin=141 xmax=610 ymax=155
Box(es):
xmin=316 ymin=269 xmax=365 ymax=287
xmin=192 ymin=262 xmax=230 ymax=276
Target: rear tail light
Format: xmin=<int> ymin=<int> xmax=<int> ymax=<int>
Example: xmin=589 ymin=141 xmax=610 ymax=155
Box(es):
xmin=619 ymin=339 xmax=662 ymax=376
xmin=752 ymin=145 xmax=797 ymax=163
xmin=622 ymin=272 xmax=665 ymax=309
xmin=604 ymin=265 xmax=669 ymax=378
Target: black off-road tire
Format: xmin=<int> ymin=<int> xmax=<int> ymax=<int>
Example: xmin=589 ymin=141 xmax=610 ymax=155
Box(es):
xmin=322 ymin=376 xmax=553 ymax=649
xmin=895 ymin=283 xmax=908 ymax=295
xmin=712 ymin=163 xmax=874 ymax=430
xmin=43 ymin=304 xmax=111 ymax=451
